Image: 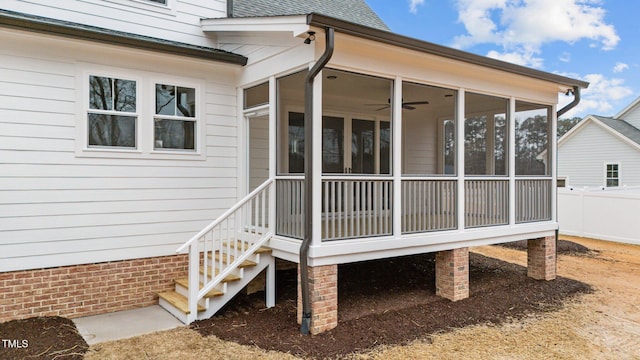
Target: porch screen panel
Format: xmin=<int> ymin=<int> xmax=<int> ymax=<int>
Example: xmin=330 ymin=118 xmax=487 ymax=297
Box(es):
xmin=465 ymin=180 xmax=509 ymax=227
xmin=515 ymin=102 xmax=552 ymax=223
xmin=401 ymin=82 xmax=457 ymax=176
xmin=464 ymin=92 xmax=509 ymax=176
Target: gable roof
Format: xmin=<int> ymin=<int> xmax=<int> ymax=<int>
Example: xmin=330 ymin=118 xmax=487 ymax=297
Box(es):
xmin=593 ymin=116 xmax=640 ymax=148
xmin=558 ymin=115 xmax=640 ymax=152
xmin=230 ymin=0 xmax=389 ymax=31
xmin=615 ymin=96 xmax=640 ymax=119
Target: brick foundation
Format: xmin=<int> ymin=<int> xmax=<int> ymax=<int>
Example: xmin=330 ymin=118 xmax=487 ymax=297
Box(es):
xmin=527 ymin=236 xmax=556 ymax=280
xmin=435 ymin=247 xmax=469 ymax=301
xmin=0 ymin=255 xmax=187 ymax=322
xmin=297 ymin=264 xmax=338 ymax=335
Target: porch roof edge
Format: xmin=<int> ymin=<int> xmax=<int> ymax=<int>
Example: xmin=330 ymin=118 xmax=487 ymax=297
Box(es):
xmin=307 ymin=13 xmax=589 ymax=91
xmin=0 ymin=9 xmax=248 ymax=66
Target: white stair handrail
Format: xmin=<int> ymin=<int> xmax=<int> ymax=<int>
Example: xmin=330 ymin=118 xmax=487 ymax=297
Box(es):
xmin=176 ymin=178 xmax=274 ymax=253
xmin=176 ymin=178 xmax=275 ymax=323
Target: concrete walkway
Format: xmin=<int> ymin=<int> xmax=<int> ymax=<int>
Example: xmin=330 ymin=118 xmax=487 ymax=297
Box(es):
xmin=73 ymin=305 xmax=183 ymax=345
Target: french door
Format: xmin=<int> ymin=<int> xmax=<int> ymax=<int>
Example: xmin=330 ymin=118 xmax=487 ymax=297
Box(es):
xmin=285 ymin=112 xmax=390 ymax=175
xmin=322 ymin=116 xmax=390 ymax=175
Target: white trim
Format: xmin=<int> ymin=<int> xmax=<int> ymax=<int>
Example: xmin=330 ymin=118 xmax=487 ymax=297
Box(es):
xmin=75 ymin=63 xmax=206 ymax=161
xmin=558 ymin=115 xmax=640 ymax=153
xmin=509 ymin=97 xmax=516 ymax=225
xmin=201 ymin=15 xmax=310 ymax=37
xmin=604 ymin=162 xmax=621 ymax=188
xmin=615 ymin=96 xmax=640 ymax=119
xmin=94 ymin=0 xmax=177 ymax=16
xmin=393 ymin=76 xmax=403 ymax=238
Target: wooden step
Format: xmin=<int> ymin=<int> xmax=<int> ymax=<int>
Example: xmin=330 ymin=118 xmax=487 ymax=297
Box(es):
xmin=198 ymin=266 xmax=241 ymax=282
xmin=158 ymin=291 xmax=205 ymax=314
xmin=174 ymin=278 xmax=224 ymax=298
xmin=222 ymin=241 xmax=272 ymax=254
xmin=208 ymin=253 xmax=257 ymax=268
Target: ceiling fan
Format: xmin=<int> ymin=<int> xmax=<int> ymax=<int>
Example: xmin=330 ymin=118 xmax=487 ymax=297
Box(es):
xmin=365 ymin=98 xmax=429 ymax=111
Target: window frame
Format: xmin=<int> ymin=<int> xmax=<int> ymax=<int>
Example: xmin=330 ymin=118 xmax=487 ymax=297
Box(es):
xmin=76 ymin=64 xmax=206 ymax=161
xmin=605 ymin=162 xmax=621 ymax=187
xmin=153 ymin=83 xmax=198 ymax=152
xmin=97 ymin=0 xmax=176 ymax=16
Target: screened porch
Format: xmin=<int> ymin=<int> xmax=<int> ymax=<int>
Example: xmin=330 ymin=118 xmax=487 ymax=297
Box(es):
xmin=245 ymin=69 xmax=554 ymax=242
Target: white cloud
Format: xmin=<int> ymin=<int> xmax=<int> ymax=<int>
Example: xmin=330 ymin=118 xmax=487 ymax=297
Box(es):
xmin=557 ymin=73 xmax=633 ymax=118
xmin=409 ymin=0 xmax=425 ymax=14
xmin=452 ymin=0 xmax=619 ymax=68
xmin=613 ymin=62 xmax=629 ymax=73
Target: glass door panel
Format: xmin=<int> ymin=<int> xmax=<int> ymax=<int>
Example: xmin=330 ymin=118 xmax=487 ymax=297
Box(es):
xmin=322 ymin=116 xmax=344 ymax=173
xmin=351 ymin=119 xmax=375 ymax=174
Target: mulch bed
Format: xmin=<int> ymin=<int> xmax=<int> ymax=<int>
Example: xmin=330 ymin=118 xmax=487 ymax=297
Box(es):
xmin=497 ymin=239 xmax=597 ymax=256
xmin=0 ymin=316 xmax=88 ymax=360
xmin=0 ymin=241 xmax=592 ymax=360
xmin=192 ymin=251 xmax=592 ymax=359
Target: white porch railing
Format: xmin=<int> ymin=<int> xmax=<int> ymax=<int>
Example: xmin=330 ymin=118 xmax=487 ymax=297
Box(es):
xmin=516 ymin=178 xmax=552 ymax=223
xmin=176 ymin=179 xmax=274 ymax=323
xmin=321 ymin=177 xmax=393 ymax=241
xmin=402 ymin=178 xmax=457 ymax=233
xmin=276 ymin=177 xmax=304 ymax=240
xmin=465 ymin=179 xmax=509 ymax=227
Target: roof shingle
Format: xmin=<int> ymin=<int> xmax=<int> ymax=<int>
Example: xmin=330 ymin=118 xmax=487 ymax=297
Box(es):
xmin=593 ymin=115 xmax=640 ymax=147
xmin=231 ymin=0 xmax=389 ymax=31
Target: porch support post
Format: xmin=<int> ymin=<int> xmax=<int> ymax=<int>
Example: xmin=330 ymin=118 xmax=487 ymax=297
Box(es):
xmin=527 ymin=236 xmax=556 ymax=280
xmin=551 ymin=104 xmax=558 ymax=222
xmin=435 ymin=247 xmax=469 ymax=301
xmin=392 ymin=76 xmax=403 ymax=238
xmin=311 ymin=73 xmax=323 ymax=246
xmin=456 ymin=89 xmax=465 ymax=230
xmin=297 ymin=264 xmax=338 ymax=334
xmin=268 ymin=76 xmax=277 ymax=180
xmin=509 ymin=97 xmax=516 ymax=225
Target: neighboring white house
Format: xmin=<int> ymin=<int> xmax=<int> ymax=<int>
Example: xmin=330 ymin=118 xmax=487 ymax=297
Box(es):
xmin=0 ymin=0 xmax=587 ymax=334
xmin=557 ymin=97 xmax=640 ymax=188
xmin=556 ymin=98 xmax=640 ymax=245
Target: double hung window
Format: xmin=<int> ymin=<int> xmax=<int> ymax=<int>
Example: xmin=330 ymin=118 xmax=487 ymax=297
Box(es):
xmin=154 ymin=84 xmax=196 ymax=151
xmin=88 ymin=76 xmax=137 ymax=148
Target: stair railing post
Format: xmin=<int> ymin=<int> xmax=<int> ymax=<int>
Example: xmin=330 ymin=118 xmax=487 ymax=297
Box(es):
xmin=187 ymin=240 xmax=200 ymax=323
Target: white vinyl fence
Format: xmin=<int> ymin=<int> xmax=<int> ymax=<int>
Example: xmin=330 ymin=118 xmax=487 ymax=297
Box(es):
xmin=558 ymin=186 xmax=640 ymax=245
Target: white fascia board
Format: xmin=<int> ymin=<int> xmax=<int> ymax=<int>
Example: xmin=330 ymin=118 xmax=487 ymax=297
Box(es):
xmin=557 ymin=115 xmax=596 ymax=149
xmin=593 ymin=122 xmax=640 ymax=153
xmin=615 ymin=96 xmax=640 ymax=119
xmin=201 ymin=15 xmax=310 ymax=38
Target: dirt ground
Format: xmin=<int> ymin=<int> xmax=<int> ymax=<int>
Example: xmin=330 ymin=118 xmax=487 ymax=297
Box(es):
xmin=2 ymin=236 xmax=639 ymax=359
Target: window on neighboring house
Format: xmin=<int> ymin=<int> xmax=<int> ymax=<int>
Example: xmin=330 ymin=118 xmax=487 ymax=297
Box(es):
xmin=88 ymin=75 xmax=137 ymax=148
xmin=557 ymin=177 xmax=567 ymax=188
xmin=154 ymin=84 xmax=197 ymax=151
xmin=606 ymin=163 xmax=620 ymax=187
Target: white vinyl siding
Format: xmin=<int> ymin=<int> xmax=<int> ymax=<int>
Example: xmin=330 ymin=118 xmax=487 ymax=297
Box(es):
xmin=558 ymin=121 xmax=640 ymax=187
xmin=619 ymin=102 xmax=640 ymax=129
xmin=0 ymin=29 xmax=240 ymax=272
xmin=2 ymin=0 xmax=225 ymax=48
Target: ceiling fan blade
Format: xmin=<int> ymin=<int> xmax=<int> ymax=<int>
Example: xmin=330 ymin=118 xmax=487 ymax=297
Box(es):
xmin=375 ymin=105 xmax=390 ymax=111
xmin=403 ymin=101 xmax=429 ymax=105
xmin=403 ymin=105 xmax=416 ymax=110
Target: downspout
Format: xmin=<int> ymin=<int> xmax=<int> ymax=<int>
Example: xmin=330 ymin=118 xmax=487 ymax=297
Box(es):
xmin=557 ymin=86 xmax=581 ymax=118
xmin=555 ymin=85 xmax=581 ymax=273
xmin=227 ymin=0 xmax=233 ymax=17
xmin=300 ymin=27 xmax=334 ymax=335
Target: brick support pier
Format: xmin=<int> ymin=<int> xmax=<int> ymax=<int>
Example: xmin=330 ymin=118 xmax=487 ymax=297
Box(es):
xmin=297 ymin=264 xmax=338 ymax=335
xmin=435 ymin=247 xmax=469 ymax=301
xmin=527 ymin=236 xmax=556 ymax=280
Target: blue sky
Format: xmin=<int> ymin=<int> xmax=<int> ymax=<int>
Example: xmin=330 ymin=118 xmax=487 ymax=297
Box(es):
xmin=365 ymin=0 xmax=637 ymax=118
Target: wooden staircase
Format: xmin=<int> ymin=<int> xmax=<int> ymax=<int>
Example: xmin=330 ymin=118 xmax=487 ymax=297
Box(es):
xmin=159 ymin=179 xmax=276 ymax=324
xmin=158 ymin=241 xmax=274 ymax=323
